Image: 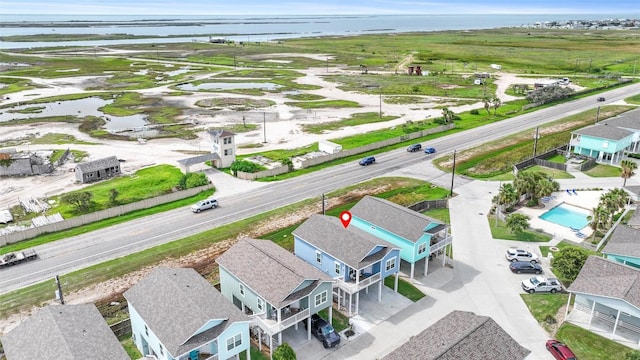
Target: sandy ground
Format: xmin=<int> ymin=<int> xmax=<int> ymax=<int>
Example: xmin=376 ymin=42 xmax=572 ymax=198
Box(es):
xmin=0 ymin=56 xmax=578 ymax=215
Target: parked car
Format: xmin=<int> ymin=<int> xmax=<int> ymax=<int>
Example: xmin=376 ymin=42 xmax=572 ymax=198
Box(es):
xmin=521 ymin=276 xmax=562 ymax=293
xmin=359 ymin=156 xmax=376 ymax=166
xmin=597 ymin=96 xmax=606 ymax=102
xmin=505 ymin=248 xmax=539 ymax=263
xmin=305 ymin=314 xmax=341 ymax=348
xmin=509 ymin=261 xmax=543 ymax=274
xmin=546 ymin=340 xmax=577 ymax=360
xmin=424 ymin=147 xmax=436 ymax=154
xmin=407 ymin=144 xmax=422 ymax=152
xmin=191 ymin=197 xmax=219 ymax=213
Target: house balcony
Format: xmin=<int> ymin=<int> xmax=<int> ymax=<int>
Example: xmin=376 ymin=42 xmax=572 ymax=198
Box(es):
xmin=252 ymin=307 xmax=310 ymax=336
xmin=336 ymin=272 xmax=381 ymax=294
xmin=430 ymin=234 xmax=453 ymax=254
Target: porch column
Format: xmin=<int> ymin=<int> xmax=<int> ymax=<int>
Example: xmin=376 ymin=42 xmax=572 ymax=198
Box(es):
xmin=587 ymin=300 xmax=596 ymax=329
xmin=307 ymin=318 xmax=311 ymax=340
xmin=278 ymin=332 xmax=282 ymax=346
xmin=348 ymin=293 xmax=352 ymax=317
xmin=258 ymin=328 xmax=262 ymax=351
xmin=442 ymin=249 xmax=446 ymax=266
xmin=424 ymin=255 xmax=429 ymax=276
xmin=355 ymin=292 xmax=360 ymax=315
xmin=611 ymin=309 xmax=621 ymax=339
xmin=410 ymin=263 xmax=415 ymax=280
xmin=394 ymin=272 xmax=399 ymax=293
xmin=269 ymin=335 xmax=273 ymax=359
xmin=378 ymin=279 xmax=382 ymax=302
xmin=563 ymin=293 xmax=572 ymax=321
xmin=329 ymin=306 xmax=333 ymax=324
xmin=246 ymin=347 xmax=251 ymax=360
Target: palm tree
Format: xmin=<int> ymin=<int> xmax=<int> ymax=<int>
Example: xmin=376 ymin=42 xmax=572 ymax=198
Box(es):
xmin=492 ymin=97 xmax=502 ymax=115
xmin=621 ymin=160 xmax=637 ymax=186
xmin=588 ymin=205 xmax=609 ymax=242
xmin=497 ymin=183 xmax=518 ymax=209
xmin=506 ymin=213 xmax=530 ymax=234
xmin=483 ymin=98 xmax=491 ymax=114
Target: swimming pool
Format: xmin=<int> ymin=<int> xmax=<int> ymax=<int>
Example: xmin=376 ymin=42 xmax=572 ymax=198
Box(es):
xmin=539 ymin=203 xmax=590 ymax=230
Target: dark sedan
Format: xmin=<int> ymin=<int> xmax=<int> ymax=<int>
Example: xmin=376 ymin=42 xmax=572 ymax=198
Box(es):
xmin=509 ymin=261 xmax=543 ymax=274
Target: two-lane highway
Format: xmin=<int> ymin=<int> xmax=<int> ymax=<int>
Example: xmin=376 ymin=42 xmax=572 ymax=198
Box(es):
xmin=2 ymin=83 xmax=640 ymax=294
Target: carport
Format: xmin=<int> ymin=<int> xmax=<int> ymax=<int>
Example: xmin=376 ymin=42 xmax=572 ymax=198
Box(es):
xmin=177 ymin=153 xmax=219 ymax=173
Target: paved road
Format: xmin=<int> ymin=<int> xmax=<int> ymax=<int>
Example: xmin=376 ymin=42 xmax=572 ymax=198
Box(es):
xmin=2 ymin=84 xmax=640 ymax=295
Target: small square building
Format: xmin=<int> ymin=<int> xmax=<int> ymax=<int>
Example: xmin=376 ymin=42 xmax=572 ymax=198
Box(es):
xmin=75 ymin=156 xmax=121 ymax=184
xmin=209 ymin=130 xmax=236 ymax=168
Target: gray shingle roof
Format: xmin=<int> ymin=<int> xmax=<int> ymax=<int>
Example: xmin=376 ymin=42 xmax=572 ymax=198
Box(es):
xmin=629 ymin=210 xmax=640 ymax=228
xmin=123 ymin=267 xmax=249 ymax=358
xmin=574 ymin=123 xmax=633 ymax=141
xmin=600 ymin=109 xmax=640 ymax=131
xmin=293 ymin=214 xmax=395 ymax=269
xmin=208 ymin=129 xmax=236 ymax=138
xmin=350 ymin=196 xmax=443 ymax=242
xmin=177 ymin=153 xmax=220 ymax=166
xmin=602 ymin=225 xmax=640 ymax=258
xmin=216 ymin=238 xmax=332 ymax=308
xmin=568 ymin=256 xmax=640 ymax=309
xmin=75 ymin=156 xmax=120 ymax=173
xmin=1 ymin=304 xmax=129 ymax=360
xmin=382 ymin=310 xmax=530 ymax=360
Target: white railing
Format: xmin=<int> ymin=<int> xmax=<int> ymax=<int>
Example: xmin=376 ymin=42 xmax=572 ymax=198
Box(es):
xmin=253 ymin=308 xmax=310 ymax=335
xmin=336 ymin=272 xmax=381 ymax=293
xmin=430 ymin=235 xmax=452 ymax=253
xmin=203 ymin=354 xmax=218 ymax=360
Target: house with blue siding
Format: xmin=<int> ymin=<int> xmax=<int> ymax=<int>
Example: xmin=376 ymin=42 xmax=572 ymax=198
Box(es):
xmin=349 ymin=195 xmax=453 ymax=280
xmin=1 ymin=304 xmax=129 ymax=360
xmin=216 ymin=238 xmax=334 ymax=358
xmin=124 ymin=267 xmax=251 ymax=360
xmin=293 ymin=214 xmax=401 ymax=316
xmin=570 ymin=109 xmax=640 ymax=164
xmin=566 ymin=256 xmax=640 ymax=345
xmin=602 ymin=225 xmax=640 ymax=268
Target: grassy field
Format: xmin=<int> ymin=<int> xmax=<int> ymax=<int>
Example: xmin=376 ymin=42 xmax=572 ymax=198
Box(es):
xmin=301 ymin=112 xmax=397 ymax=134
xmin=384 ymin=276 xmax=426 ymax=302
xmin=520 ymin=293 xmax=569 ymax=332
xmin=584 ymin=164 xmax=622 ymax=178
xmin=556 ymin=323 xmax=633 ymax=360
xmin=489 ymin=217 xmax=553 ymax=242
xmin=48 ymin=164 xmax=185 ymax=217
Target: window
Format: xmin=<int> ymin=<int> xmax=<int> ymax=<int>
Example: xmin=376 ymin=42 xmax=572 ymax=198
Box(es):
xmin=315 ymin=291 xmax=328 ymax=307
xmin=257 ymin=297 xmax=265 ymax=312
xmin=385 ymin=258 xmax=396 ymax=271
xmin=159 ymin=344 xmax=164 ymax=356
xmin=144 ymin=324 xmax=149 ymax=336
xmin=418 ymin=243 xmax=427 ymax=255
xmin=239 ymin=283 xmax=245 ymax=297
xmin=335 ymin=261 xmax=341 ymax=275
xmin=224 ymin=149 xmax=233 ymax=156
xmin=224 ymin=137 xmax=232 ymax=145
xmin=315 ymin=251 xmax=322 ymax=264
xmin=226 ymin=333 xmax=242 ymax=351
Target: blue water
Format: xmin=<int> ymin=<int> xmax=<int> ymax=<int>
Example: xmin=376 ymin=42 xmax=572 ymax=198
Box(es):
xmin=2 ymin=14 xmax=638 ymax=49
xmin=540 ymin=203 xmax=590 ymax=230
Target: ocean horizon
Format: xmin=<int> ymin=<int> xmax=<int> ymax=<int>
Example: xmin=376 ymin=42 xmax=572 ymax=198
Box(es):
xmin=2 ymin=13 xmax=638 ymax=49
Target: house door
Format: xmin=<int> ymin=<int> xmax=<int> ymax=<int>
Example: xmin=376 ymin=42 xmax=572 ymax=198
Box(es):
xmin=141 ymin=337 xmax=149 ymax=356
xmin=232 ymin=295 xmax=242 ymax=310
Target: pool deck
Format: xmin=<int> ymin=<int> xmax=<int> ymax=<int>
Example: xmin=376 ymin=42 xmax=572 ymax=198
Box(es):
xmin=516 ymin=189 xmax=603 ymax=244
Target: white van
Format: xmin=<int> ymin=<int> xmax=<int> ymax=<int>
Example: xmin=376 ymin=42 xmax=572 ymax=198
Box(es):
xmin=191 ymin=198 xmax=218 ymax=213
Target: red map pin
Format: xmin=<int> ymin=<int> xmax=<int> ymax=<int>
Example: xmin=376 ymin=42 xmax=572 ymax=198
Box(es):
xmin=339 ymin=211 xmax=352 ymax=228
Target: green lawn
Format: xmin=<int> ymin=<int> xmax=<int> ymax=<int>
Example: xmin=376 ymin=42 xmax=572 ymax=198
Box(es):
xmin=556 ymin=323 xmax=633 ymax=360
xmin=489 ymin=217 xmax=552 ymax=242
xmin=49 ymin=164 xmax=185 ymax=217
xmin=520 ymin=293 xmax=569 ymax=332
xmin=423 ymin=208 xmax=450 ymax=224
xmin=488 ymin=165 xmax=575 ymax=181
xmin=239 ymin=346 xmax=270 ymax=360
xmin=318 ymin=307 xmax=350 ymax=332
xmin=626 ymin=94 xmax=640 ymax=105
xmin=539 ymin=241 xmax=600 ymax=258
xmin=584 ymin=164 xmax=622 ymax=178
xmin=119 ymin=335 xmax=142 ymax=359
xmin=384 ymin=276 xmax=426 ymax=302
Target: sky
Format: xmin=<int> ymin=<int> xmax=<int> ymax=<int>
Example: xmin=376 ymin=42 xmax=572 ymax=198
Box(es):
xmin=1 ymin=0 xmax=639 ymax=16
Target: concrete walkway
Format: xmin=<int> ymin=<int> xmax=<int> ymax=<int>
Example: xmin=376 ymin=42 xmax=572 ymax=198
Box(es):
xmin=321 ymin=168 xmax=639 ymax=360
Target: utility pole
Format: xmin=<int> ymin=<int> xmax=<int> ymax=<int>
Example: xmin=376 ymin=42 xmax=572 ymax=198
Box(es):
xmin=379 ymin=87 xmax=382 ymax=118
xmin=263 ymin=112 xmax=267 ymax=143
xmin=596 ymin=106 xmax=601 ymax=124
xmin=55 ymin=275 xmax=65 ymax=305
xmin=495 ymin=182 xmax=501 ymax=227
xmin=326 ymin=56 xmax=329 ymax=73
xmin=533 ymin=126 xmax=540 ymax=157
xmin=450 ymin=150 xmax=457 ymax=197
xmin=322 ymin=194 xmax=326 ymax=215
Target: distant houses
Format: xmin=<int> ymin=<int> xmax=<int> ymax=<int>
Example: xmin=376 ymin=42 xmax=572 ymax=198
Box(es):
xmin=75 ymin=156 xmax=121 ymax=184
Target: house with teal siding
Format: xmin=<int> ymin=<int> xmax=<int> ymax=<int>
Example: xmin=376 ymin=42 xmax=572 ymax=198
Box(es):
xmin=216 ymin=238 xmax=334 ymax=358
xmin=602 ymin=225 xmax=640 ymax=268
xmin=570 ymin=109 xmax=640 ymax=164
xmin=349 ymin=195 xmax=452 ymax=280
xmin=293 ymin=214 xmax=401 ymax=316
xmin=124 ymin=267 xmax=251 ymax=360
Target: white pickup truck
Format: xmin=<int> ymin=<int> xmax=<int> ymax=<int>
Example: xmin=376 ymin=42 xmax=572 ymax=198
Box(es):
xmin=521 ymin=276 xmax=562 ymax=294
